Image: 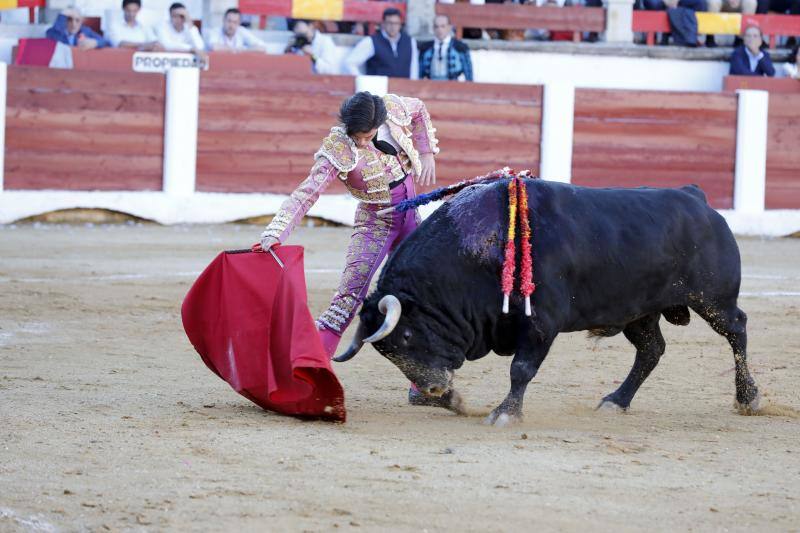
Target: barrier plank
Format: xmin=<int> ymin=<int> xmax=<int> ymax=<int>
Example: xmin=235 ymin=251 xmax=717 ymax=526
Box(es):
xmin=572 ymin=88 xmax=737 ymax=209
xmin=389 ymin=78 xmax=542 ymax=184
xmin=766 ymin=94 xmax=800 ymax=209
xmin=4 ymin=66 xmax=165 ymax=191
xmin=196 ymin=72 xmax=353 ymax=193
xmin=724 ymin=75 xmax=800 ymax=94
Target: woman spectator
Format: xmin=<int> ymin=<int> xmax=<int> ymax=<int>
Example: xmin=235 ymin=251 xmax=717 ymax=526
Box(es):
xmin=729 ymin=24 xmax=775 ymax=76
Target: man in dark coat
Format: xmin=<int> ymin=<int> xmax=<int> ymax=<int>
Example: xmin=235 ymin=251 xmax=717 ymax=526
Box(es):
xmin=419 ymin=15 xmax=473 ymax=82
xmin=730 ymin=24 xmax=775 ymax=76
xmin=344 ymin=8 xmax=418 ymax=79
xmin=46 ymin=6 xmax=110 ymax=50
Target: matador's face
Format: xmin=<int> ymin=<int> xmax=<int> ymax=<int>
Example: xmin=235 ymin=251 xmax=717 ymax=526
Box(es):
xmin=350 ymin=128 xmax=379 ymax=149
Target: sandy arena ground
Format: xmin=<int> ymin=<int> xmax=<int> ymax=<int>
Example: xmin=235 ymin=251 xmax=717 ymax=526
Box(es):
xmin=1 ymin=222 xmax=799 ymax=532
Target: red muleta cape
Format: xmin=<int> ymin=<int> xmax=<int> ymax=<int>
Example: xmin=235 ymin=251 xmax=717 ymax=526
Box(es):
xmin=181 ymin=246 xmax=346 ymax=422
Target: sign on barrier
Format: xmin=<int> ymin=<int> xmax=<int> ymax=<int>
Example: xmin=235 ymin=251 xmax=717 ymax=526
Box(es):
xmin=132 ymin=52 xmax=209 ymax=73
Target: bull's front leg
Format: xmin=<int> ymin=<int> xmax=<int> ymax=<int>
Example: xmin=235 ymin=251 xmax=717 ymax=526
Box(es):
xmin=485 ymin=334 xmax=554 ymax=427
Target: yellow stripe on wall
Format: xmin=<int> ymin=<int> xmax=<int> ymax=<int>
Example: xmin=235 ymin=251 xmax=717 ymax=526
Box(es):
xmin=292 ymin=0 xmax=344 ymax=20
xmin=697 ymin=12 xmax=742 ymax=35
xmin=0 ymin=0 xmax=21 ymax=10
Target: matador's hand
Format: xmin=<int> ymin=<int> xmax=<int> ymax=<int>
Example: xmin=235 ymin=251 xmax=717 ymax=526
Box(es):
xmin=252 ymin=235 xmax=279 ymax=253
xmin=418 ymin=152 xmax=436 ymax=188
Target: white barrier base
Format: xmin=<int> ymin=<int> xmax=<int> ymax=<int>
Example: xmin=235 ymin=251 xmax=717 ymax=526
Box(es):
xmin=718 ymin=210 xmax=800 ymax=237
xmin=0 ymin=191 xmax=799 ymax=237
xmin=0 ymin=191 xmax=359 ymax=226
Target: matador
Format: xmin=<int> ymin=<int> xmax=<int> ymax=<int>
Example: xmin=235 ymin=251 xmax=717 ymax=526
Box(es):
xmin=254 ymin=91 xmax=439 ymax=362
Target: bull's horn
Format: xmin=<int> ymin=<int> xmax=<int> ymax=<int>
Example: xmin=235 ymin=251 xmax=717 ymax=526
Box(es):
xmin=332 ymin=322 xmax=367 ymax=362
xmin=363 ymin=295 xmax=402 ymax=343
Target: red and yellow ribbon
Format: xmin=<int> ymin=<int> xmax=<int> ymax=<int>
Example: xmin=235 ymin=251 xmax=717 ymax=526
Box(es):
xmin=501 ymin=173 xmax=536 ymax=316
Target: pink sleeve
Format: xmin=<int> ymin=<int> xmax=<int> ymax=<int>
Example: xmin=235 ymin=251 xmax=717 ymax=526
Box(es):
xmin=261 ymin=158 xmax=337 ymax=244
xmin=403 ymin=97 xmax=440 ymax=155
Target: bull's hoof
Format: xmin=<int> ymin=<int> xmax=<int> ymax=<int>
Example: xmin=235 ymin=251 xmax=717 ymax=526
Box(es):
xmin=735 ymin=390 xmax=762 ymax=415
xmin=483 ymin=408 xmax=522 ymax=427
xmin=409 ymin=388 xmax=467 ymax=415
xmin=596 ymin=398 xmax=628 ymax=413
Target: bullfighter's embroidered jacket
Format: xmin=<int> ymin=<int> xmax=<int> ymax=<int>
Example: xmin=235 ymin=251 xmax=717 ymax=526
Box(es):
xmin=262 ymin=94 xmax=439 ymax=243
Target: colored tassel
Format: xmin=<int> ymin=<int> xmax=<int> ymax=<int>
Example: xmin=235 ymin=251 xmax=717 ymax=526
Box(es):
xmin=501 ymin=177 xmax=518 ymax=313
xmin=517 ymin=178 xmax=535 ymax=316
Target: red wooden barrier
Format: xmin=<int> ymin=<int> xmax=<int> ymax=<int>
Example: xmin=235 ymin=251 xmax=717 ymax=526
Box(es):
xmin=196 ymin=72 xmax=354 ymax=193
xmin=724 ymin=75 xmax=800 ymax=93
xmin=389 ymin=78 xmax=543 ymax=186
xmin=572 ymin=88 xmax=738 ymax=209
xmin=6 ymin=67 xmax=795 ymax=210
xmin=4 ymin=66 xmax=165 ymax=191
xmin=766 ymin=94 xmax=800 ymax=209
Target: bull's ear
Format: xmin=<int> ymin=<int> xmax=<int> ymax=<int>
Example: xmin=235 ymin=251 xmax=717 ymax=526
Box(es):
xmin=399 ymin=294 xmax=418 ymax=315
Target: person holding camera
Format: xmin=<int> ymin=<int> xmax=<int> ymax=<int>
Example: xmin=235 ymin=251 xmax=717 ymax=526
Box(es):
xmin=284 ymin=20 xmax=340 ymax=74
xmin=156 ymin=2 xmax=205 ymax=56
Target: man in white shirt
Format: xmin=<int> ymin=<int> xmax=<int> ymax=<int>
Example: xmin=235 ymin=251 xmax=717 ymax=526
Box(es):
xmin=205 ymin=8 xmax=267 ymax=52
xmin=108 ymin=0 xmax=160 ymax=50
xmin=285 ymin=20 xmax=340 ymax=74
xmin=343 ymin=8 xmax=418 ymax=79
xmin=156 ymin=2 xmax=204 ymax=54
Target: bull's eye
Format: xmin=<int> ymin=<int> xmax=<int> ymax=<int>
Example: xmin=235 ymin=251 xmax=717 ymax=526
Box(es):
xmin=402 ymin=330 xmax=412 ymax=343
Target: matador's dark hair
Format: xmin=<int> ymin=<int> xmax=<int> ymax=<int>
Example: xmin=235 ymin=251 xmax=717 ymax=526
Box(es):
xmin=338 ymin=92 xmax=387 ymax=136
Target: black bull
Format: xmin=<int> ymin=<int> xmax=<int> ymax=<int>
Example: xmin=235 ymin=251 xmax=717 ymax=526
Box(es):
xmin=335 ymin=179 xmax=760 ymax=425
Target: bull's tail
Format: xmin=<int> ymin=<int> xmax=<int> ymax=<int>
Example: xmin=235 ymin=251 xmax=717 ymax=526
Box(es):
xmin=662 ymin=305 xmax=691 ymax=326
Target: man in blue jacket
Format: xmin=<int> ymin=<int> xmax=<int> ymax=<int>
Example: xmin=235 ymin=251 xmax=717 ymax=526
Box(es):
xmin=46 ymin=7 xmax=110 ymax=50
xmin=729 ymin=24 xmax=775 ymax=76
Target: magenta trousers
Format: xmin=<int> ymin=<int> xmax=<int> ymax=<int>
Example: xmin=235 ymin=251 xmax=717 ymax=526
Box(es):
xmin=317 ymin=178 xmax=419 ymax=339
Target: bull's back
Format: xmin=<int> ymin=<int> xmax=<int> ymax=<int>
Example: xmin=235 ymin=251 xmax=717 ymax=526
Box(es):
xmin=528 ymin=181 xmax=740 ymax=329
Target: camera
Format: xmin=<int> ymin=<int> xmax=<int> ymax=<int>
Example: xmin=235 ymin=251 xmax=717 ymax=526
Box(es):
xmin=286 ymin=34 xmax=310 ymax=54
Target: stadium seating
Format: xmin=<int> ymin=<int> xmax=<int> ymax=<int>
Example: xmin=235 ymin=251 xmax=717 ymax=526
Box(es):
xmin=633 ymin=11 xmax=800 ymax=47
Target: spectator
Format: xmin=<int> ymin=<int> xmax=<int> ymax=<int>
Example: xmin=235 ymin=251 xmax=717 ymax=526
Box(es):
xmin=108 ymin=0 xmax=160 ymax=51
xmin=156 ymin=2 xmax=204 ymax=53
xmin=46 ymin=6 xmax=110 ymax=50
xmin=284 ymin=20 xmax=340 ymax=74
xmin=707 ymin=0 xmax=757 ymax=14
xmin=642 ymin=0 xmax=706 ymax=12
xmin=729 ymin=24 xmax=775 ymax=76
xmin=419 ymin=15 xmax=473 ymax=81
xmin=344 ymin=8 xmax=418 ymax=79
xmin=780 ymin=44 xmax=800 ymax=78
xmin=766 ymin=0 xmax=799 ymax=14
xmin=639 ymin=0 xmax=706 ymax=46
xmin=206 ymin=8 xmax=267 ymax=52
